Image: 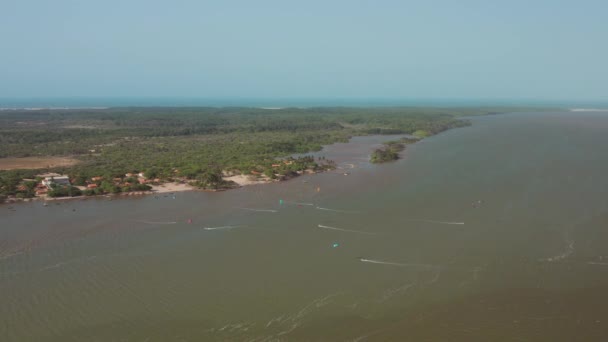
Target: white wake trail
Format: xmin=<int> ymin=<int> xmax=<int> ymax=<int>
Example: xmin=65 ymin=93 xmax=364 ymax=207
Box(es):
xmin=406 ymin=219 xmax=464 ymax=225
xmin=317 ymin=224 xmax=376 ymax=235
xmin=316 ymin=207 xmax=359 ymax=214
xmin=359 ymin=258 xmax=436 ymax=268
xmin=203 ymin=225 xmax=244 ymax=231
xmin=539 ymin=235 xmax=574 ymax=262
xmin=239 ymin=208 xmax=278 ymax=213
xmin=133 ymin=220 xmax=177 ymax=225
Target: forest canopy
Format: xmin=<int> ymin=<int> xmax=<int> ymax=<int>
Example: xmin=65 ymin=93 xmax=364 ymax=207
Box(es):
xmin=0 ymin=106 xmax=550 ymax=198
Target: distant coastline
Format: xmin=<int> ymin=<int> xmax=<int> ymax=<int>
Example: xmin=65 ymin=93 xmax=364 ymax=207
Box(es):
xmin=570 ymin=108 xmax=608 ymax=112
xmin=0 ymin=106 xmax=557 ymax=205
xmin=0 ymin=134 xmax=420 ymax=205
xmin=0 ymin=107 xmax=109 ymax=111
xmin=0 ymin=96 xmax=603 ymax=109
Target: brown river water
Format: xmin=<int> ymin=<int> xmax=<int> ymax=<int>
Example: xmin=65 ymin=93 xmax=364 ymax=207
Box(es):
xmin=2 ymin=111 xmax=608 ymax=341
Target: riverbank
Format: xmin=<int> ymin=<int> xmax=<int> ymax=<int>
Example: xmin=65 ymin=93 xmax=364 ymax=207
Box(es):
xmin=1 ymin=182 xmax=194 ymax=204
xmin=149 ymin=182 xmax=196 ymax=193
xmin=223 ymin=174 xmax=273 ymax=186
xmin=5 ymin=111 xmax=608 ymax=342
xmin=1 ymin=172 xmax=317 ymax=204
xmin=1 ymin=134 xmax=421 ymax=205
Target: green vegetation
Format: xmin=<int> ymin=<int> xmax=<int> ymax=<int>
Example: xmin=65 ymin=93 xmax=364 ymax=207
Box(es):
xmin=370 ymin=147 xmax=400 ymax=163
xmin=370 ymin=136 xmax=420 ymax=163
xmin=412 ymin=130 xmax=431 ymax=138
xmin=47 ymin=185 xmax=82 ymax=198
xmin=0 ymin=169 xmax=41 ymax=199
xmin=0 ymin=106 xmax=551 ymax=200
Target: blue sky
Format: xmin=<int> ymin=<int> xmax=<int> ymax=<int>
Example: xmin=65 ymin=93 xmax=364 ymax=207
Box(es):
xmin=1 ymin=0 xmax=606 ymax=101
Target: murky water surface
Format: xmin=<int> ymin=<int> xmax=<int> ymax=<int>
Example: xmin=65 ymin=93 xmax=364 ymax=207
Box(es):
xmin=2 ymin=111 xmax=608 ymax=341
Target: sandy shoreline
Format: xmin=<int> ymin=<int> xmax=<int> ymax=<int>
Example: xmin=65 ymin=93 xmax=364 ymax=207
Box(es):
xmin=2 ymin=179 xmax=273 ymax=205
xmin=149 ymin=182 xmax=196 ymax=193
xmin=2 ymin=134 xmax=416 ymax=205
xmin=223 ymin=175 xmax=273 ymax=186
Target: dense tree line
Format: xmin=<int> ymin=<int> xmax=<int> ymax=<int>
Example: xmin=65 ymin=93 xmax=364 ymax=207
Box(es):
xmin=370 ymin=137 xmax=420 ymax=163
xmin=1 ymin=106 xmax=548 ymax=198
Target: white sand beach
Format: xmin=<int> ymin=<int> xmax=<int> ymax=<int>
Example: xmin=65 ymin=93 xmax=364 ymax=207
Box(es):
xmin=223 ymin=175 xmax=272 ymax=186
xmin=150 ymin=182 xmax=196 ymax=193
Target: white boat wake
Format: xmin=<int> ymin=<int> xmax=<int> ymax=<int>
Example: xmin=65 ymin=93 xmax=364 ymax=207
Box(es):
xmin=203 ymin=225 xmax=245 ymax=231
xmin=539 ymin=235 xmax=574 ymax=262
xmin=359 ymin=258 xmax=436 ymax=268
xmin=317 ymin=224 xmax=376 ymax=235
xmin=406 ymin=219 xmax=464 ymax=225
xmin=239 ymin=208 xmax=278 ymax=213
xmin=133 ymin=220 xmax=178 ymax=225
xmin=316 ymin=207 xmax=359 ymax=214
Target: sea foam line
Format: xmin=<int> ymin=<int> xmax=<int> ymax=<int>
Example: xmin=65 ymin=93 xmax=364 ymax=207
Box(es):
xmin=317 ymin=224 xmax=376 ymax=235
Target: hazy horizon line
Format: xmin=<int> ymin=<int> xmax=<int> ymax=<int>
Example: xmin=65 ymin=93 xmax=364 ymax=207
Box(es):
xmin=0 ymin=96 xmax=606 ymax=109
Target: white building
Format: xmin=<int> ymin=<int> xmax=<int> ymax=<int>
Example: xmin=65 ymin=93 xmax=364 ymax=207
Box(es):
xmin=42 ymin=176 xmax=71 ymax=189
